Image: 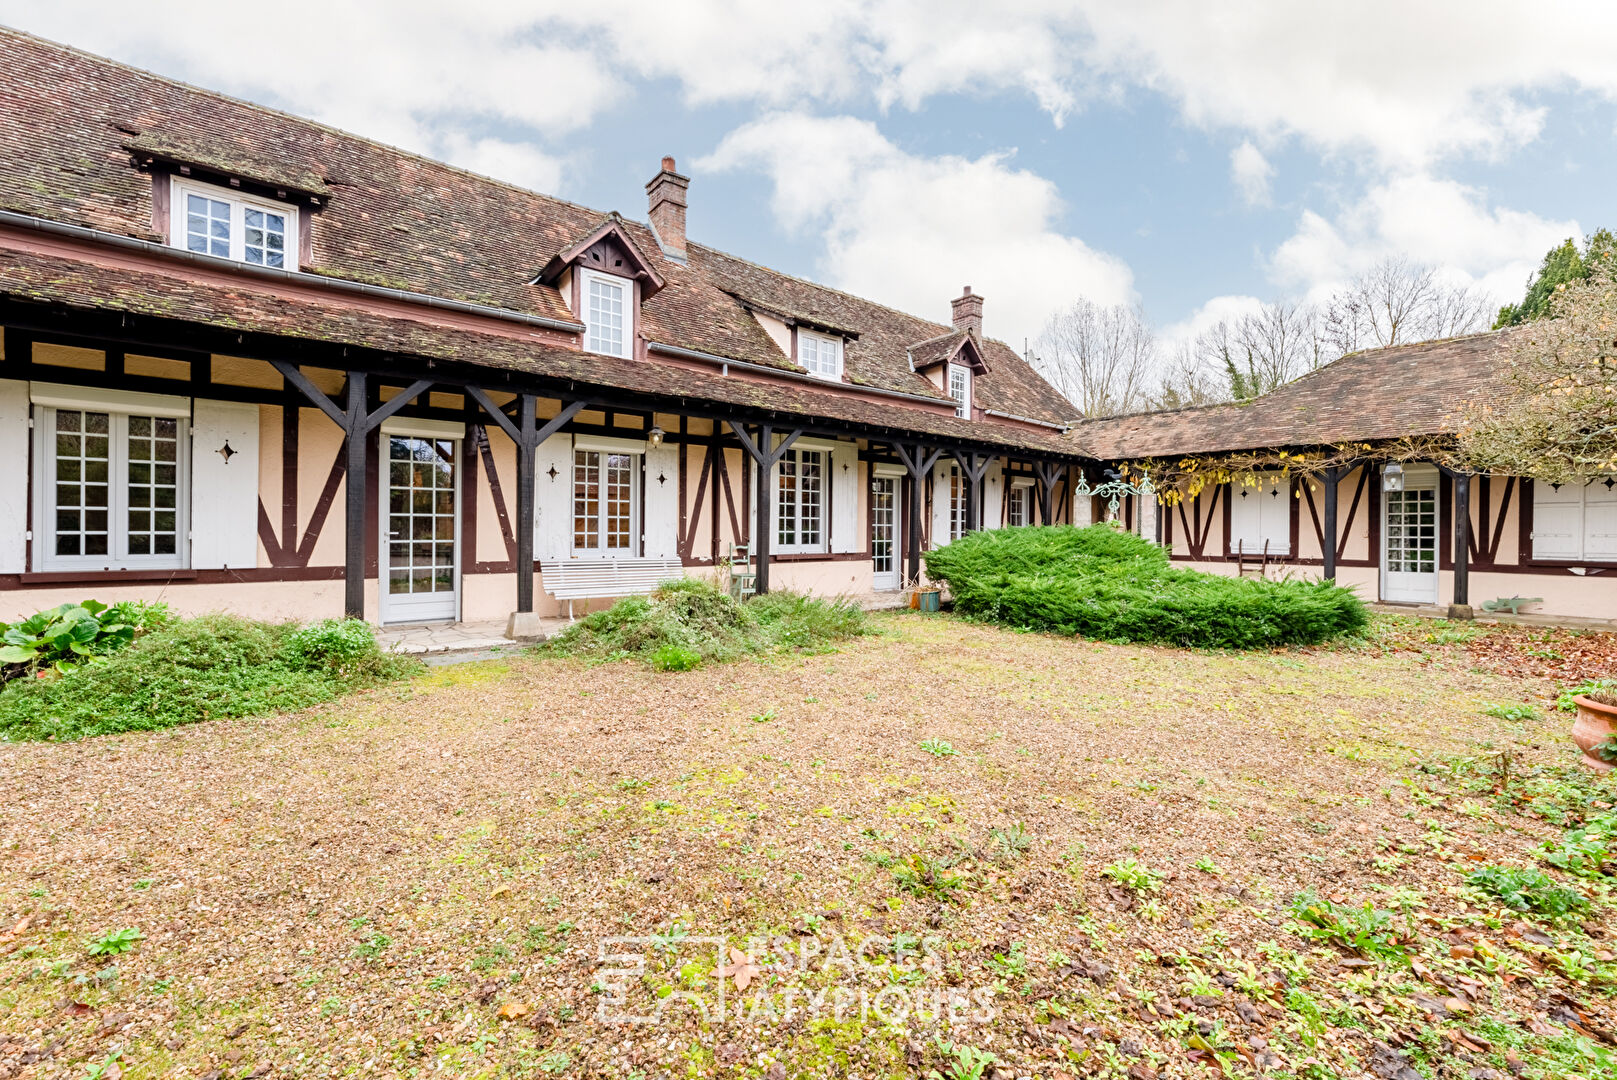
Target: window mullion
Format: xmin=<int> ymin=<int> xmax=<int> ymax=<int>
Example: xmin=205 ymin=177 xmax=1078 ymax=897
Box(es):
xmin=111 ymin=412 xmax=129 ymax=568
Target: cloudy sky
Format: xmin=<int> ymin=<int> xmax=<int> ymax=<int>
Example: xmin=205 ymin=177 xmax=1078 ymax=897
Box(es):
xmin=7 ymin=2 xmax=1617 ymax=354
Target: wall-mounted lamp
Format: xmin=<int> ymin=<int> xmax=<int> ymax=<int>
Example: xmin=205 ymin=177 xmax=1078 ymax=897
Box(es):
xmin=1382 ymin=462 xmax=1404 ymax=493
xmin=648 ymin=425 xmax=665 ymax=447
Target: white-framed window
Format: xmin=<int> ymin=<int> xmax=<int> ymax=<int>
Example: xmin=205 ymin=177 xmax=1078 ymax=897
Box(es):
xmin=948 ymin=465 xmax=967 ymax=540
xmin=776 ymin=447 xmax=825 ymax=553
xmin=170 ymin=177 xmax=297 ymax=269
xmin=947 ymin=363 xmax=971 ymax=418
xmin=572 ymin=448 xmax=637 ymax=555
xmin=1007 ymin=482 xmax=1030 ymax=527
xmin=32 ymin=392 xmax=190 ymax=571
xmin=797 ymin=330 xmax=843 ymax=380
xmin=581 ymin=269 xmax=631 ymax=358
xmin=1228 ymin=472 xmax=1290 ymax=556
xmin=1533 ymin=477 xmax=1617 ymax=562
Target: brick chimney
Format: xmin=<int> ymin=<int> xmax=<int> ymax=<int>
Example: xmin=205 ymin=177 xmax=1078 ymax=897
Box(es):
xmin=951 ymin=286 xmax=983 ymax=339
xmin=645 ymin=155 xmax=690 ymax=262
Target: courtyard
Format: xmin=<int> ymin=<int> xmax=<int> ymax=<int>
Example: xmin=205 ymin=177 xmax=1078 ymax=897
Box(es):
xmin=2 ymin=613 xmax=1614 ymax=1080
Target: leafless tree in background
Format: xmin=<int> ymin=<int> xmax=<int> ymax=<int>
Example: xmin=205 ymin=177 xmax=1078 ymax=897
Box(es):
xmin=1322 ymin=255 xmax=1492 ymax=355
xmin=1036 ymin=256 xmax=1495 ymax=415
xmin=1030 ymin=300 xmax=1155 ymax=417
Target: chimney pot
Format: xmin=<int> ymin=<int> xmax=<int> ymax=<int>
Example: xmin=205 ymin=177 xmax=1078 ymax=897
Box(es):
xmin=646 ymin=156 xmax=690 ymax=262
xmin=951 ymin=286 xmax=983 ymax=339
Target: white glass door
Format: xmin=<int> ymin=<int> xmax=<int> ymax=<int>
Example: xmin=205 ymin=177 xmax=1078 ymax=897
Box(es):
xmin=1382 ymin=474 xmax=1439 ymax=604
xmin=381 ymin=435 xmax=460 ymax=623
xmin=872 ymin=474 xmax=900 ymax=590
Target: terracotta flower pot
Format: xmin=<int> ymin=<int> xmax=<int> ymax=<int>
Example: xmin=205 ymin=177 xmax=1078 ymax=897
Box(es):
xmin=1571 ymin=695 xmax=1617 ymax=773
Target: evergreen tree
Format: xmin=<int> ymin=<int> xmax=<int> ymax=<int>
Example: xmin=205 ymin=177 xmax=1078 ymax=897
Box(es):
xmin=1495 ymin=229 xmax=1616 ymax=328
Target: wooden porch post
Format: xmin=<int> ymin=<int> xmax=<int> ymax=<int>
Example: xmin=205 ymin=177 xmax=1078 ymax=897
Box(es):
xmin=1035 ymin=461 xmax=1061 ymax=525
xmin=466 ymin=389 xmax=586 ymax=625
xmin=1450 ymin=468 xmax=1472 ymax=618
xmin=727 ymin=421 xmax=803 ymax=595
xmin=896 ymin=442 xmax=942 ymax=584
xmin=342 ymin=372 xmax=368 ymax=619
xmin=1322 ymin=466 xmax=1340 ymax=581
xmin=270 ymin=361 xmax=433 ymax=620
xmin=950 ymin=450 xmax=990 ymax=532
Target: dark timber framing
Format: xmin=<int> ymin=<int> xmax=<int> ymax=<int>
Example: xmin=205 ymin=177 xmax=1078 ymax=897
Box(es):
xmin=3 ymin=302 xmax=1090 ymax=617
xmin=466 ymin=390 xmax=587 ymax=613
xmin=727 ymin=421 xmax=804 ymax=595
xmin=893 ymin=443 xmax=943 ymax=585
xmin=268 ymin=360 xmax=432 ymax=617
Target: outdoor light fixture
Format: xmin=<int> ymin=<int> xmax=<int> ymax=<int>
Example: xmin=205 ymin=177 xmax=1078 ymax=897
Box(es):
xmin=648 ymin=425 xmax=665 ymax=447
xmin=1382 ymin=462 xmax=1404 ymax=493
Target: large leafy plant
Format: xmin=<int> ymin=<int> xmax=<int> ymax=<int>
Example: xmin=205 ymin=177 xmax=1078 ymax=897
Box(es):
xmin=0 ymin=600 xmax=154 ymax=684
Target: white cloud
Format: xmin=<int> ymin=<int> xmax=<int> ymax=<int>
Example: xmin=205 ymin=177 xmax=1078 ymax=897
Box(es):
xmin=13 ymin=2 xmax=1617 ymax=184
xmin=1158 ymin=294 xmax=1268 ymax=351
xmin=1072 ymin=3 xmax=1617 ymax=168
xmin=1229 ymin=141 xmax=1274 ymax=207
xmin=698 ymin=113 xmax=1134 ymax=350
xmin=1268 ymin=174 xmax=1581 ymax=305
xmin=0 ymin=1 xmax=614 ymax=192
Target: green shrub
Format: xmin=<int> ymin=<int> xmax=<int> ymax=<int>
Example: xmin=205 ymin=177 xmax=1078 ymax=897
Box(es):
xmin=1466 ymin=865 xmax=1588 ymax=918
xmin=0 ymin=614 xmax=416 ymax=742
xmin=545 ymin=577 xmax=869 ymax=667
xmin=285 ymin=617 xmax=389 ymax=676
xmin=651 ymin=644 xmax=701 ymax=671
xmin=924 ymin=525 xmax=1368 ymax=649
xmin=1288 ymin=889 xmax=1410 ymax=962
xmin=1541 ymin=812 xmax=1616 ymax=878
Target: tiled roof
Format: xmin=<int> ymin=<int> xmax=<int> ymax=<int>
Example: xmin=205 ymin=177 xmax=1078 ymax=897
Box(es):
xmin=908 ymin=330 xmax=976 ymax=371
xmin=0 ymin=243 xmax=1080 ymax=458
xmin=0 ymin=28 xmax=1075 ymax=429
xmin=1070 ymin=331 xmax=1512 ymax=460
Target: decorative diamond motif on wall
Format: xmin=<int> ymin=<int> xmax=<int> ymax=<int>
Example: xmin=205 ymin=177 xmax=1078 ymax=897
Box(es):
xmin=216 ymin=440 xmax=237 ymax=463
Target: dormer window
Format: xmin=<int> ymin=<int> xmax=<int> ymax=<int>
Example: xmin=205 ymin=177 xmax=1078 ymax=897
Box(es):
xmin=948 ymin=363 xmax=971 ymax=418
xmin=582 ymin=269 xmax=630 ymax=358
xmin=797 ymin=330 xmax=843 ymax=381
xmin=170 ymin=177 xmax=296 ymax=269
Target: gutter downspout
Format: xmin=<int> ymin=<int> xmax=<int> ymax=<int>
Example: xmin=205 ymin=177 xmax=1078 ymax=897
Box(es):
xmin=0 ymin=208 xmax=587 ymax=335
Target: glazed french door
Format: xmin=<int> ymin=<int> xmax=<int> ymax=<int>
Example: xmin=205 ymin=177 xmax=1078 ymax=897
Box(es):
xmin=1381 ymin=471 xmax=1439 ymax=604
xmin=381 ymin=434 xmax=460 ymax=623
xmin=872 ymin=474 xmax=900 ymax=590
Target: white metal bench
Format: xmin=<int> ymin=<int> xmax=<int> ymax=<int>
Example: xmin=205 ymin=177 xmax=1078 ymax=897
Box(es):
xmin=540 ymin=557 xmax=686 ymax=619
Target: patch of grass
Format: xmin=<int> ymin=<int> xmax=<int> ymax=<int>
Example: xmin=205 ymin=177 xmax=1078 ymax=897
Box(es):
xmin=893 ymin=853 xmax=968 ymax=902
xmin=1465 ymin=866 xmax=1588 ymax=919
xmin=0 ymin=615 xmax=417 ymax=742
xmin=86 ymin=928 xmax=143 ymax=956
xmin=1288 ymin=890 xmax=1409 ymax=963
xmin=924 ymin=525 xmax=1368 ymax=649
xmin=1101 ymin=858 xmax=1162 ymax=893
xmin=1541 ymin=813 xmax=1615 ymax=878
xmin=543 ymin=577 xmax=869 ymax=667
xmin=919 ymin=738 xmax=957 ymax=757
xmin=1481 ymin=701 xmax=1542 ymax=722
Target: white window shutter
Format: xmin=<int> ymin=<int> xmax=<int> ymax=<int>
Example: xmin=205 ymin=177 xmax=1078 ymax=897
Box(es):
xmin=931 ymin=464 xmax=952 ymax=547
xmin=643 ymin=442 xmax=680 ymax=558
xmin=1228 ymin=475 xmax=1288 ymax=555
xmin=1583 ymin=481 xmax=1617 ymax=560
xmin=1259 ymin=476 xmax=1290 ymax=554
xmin=829 ymin=440 xmax=859 ymax=553
xmin=190 ymin=399 xmax=259 ymax=570
xmin=0 ymin=380 xmax=27 ymax=573
xmin=981 ymin=466 xmax=1003 ymax=530
xmin=534 ymin=434 xmax=572 ymax=560
xmin=1532 ymin=483 xmax=1582 ymax=560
